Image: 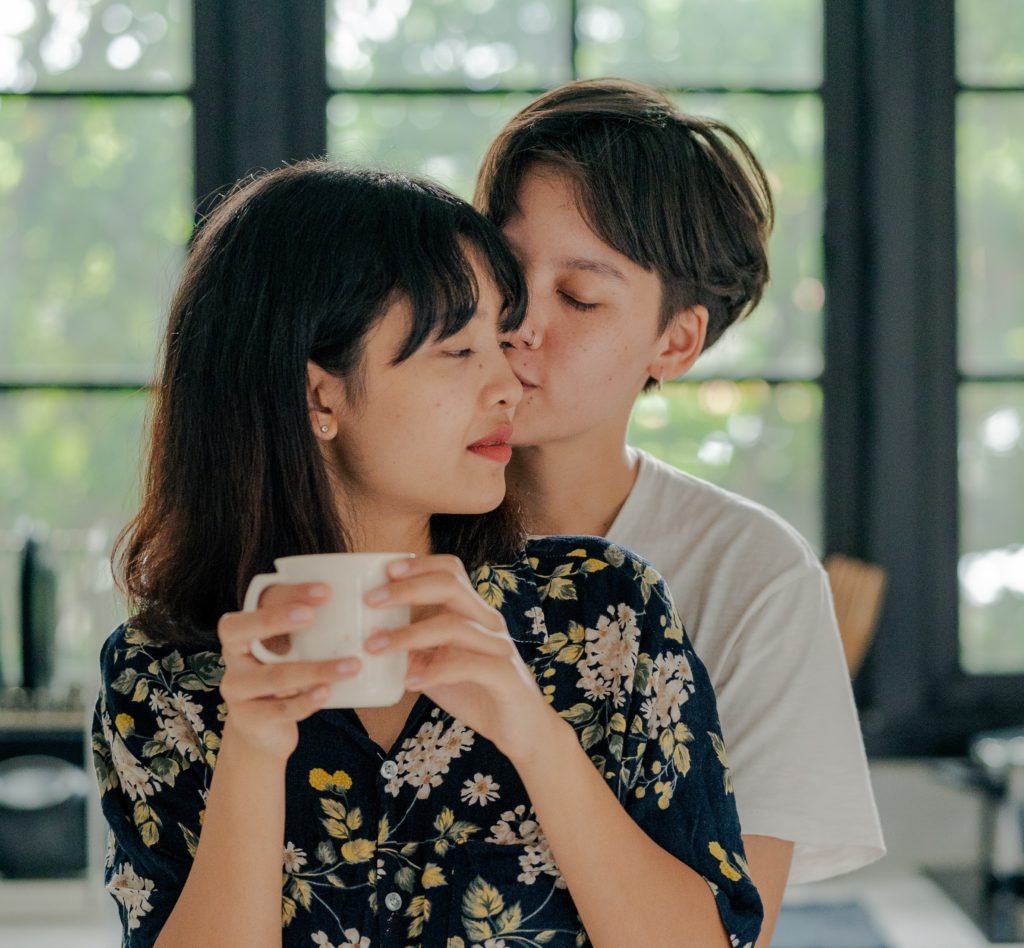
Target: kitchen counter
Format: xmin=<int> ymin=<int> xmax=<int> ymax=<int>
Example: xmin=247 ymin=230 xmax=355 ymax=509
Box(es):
xmin=1 ymin=868 xmax=1020 ymax=947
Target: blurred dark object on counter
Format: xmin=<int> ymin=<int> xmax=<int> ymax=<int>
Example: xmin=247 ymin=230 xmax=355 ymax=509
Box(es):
xmin=0 ymin=754 xmax=89 ymax=878
xmin=0 ymin=685 xmax=90 ymax=879
xmin=930 ymin=725 xmax=1024 ymax=943
xmin=19 ymin=536 xmax=58 ymax=690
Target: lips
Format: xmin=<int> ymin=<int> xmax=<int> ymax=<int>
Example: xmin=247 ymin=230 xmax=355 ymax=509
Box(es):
xmin=468 ymin=423 xmax=514 ymax=449
xmin=468 ymin=423 xmax=514 ymax=464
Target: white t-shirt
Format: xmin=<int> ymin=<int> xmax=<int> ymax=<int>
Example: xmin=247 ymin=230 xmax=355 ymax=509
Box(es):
xmin=605 ymin=448 xmax=885 ymax=884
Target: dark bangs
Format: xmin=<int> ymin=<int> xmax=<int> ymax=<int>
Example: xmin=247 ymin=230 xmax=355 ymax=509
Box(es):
xmin=373 ymin=176 xmax=527 ymax=365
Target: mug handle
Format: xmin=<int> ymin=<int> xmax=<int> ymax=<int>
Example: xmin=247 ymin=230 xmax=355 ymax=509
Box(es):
xmin=243 ymin=572 xmax=294 ymax=664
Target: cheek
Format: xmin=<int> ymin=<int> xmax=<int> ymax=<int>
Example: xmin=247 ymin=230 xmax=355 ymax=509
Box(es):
xmin=546 ymin=317 xmax=644 ymax=383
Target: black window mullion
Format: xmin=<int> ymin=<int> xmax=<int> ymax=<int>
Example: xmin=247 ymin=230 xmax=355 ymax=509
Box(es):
xmin=193 ymin=0 xmax=327 ymax=215
xmin=854 ymin=0 xmax=969 ymax=754
xmin=823 ymin=0 xmax=870 ymax=564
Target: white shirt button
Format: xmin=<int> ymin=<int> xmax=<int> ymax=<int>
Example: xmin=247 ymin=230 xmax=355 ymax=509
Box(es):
xmin=384 ymin=891 xmax=403 ymax=912
xmin=380 ymin=759 xmax=398 ymax=779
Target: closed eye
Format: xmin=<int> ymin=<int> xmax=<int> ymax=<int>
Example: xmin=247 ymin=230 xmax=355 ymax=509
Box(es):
xmin=559 ymin=291 xmax=598 ymax=312
xmin=446 ymin=348 xmax=474 ymax=359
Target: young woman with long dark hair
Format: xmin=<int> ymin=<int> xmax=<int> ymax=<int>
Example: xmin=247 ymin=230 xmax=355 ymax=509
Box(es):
xmin=92 ymin=161 xmax=762 ymax=948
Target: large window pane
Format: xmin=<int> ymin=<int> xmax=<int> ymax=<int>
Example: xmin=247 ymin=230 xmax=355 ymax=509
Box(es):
xmin=327 ymin=0 xmax=571 ymax=90
xmin=0 ymin=391 xmax=148 ymax=686
xmin=673 ymin=94 xmax=824 ymax=380
xmin=0 ymin=96 xmax=192 ymax=382
xmin=575 ymin=0 xmax=822 ymax=89
xmin=628 ymin=380 xmax=822 ymax=548
xmin=957 ymin=94 xmax=1024 ymax=375
xmin=956 ymin=0 xmax=1024 ymax=86
xmin=328 ymin=92 xmax=530 ymax=200
xmin=0 ymin=0 xmax=191 ymax=93
xmin=958 ymin=383 xmax=1024 ymax=675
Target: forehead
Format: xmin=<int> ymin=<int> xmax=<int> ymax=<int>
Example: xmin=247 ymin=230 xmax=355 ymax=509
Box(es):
xmin=504 ymin=168 xmax=645 ymax=283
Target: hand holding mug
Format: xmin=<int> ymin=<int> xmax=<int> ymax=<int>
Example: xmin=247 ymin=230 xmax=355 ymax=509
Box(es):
xmin=216 ymin=582 xmax=363 ymax=762
xmin=361 ymin=554 xmax=557 ymax=766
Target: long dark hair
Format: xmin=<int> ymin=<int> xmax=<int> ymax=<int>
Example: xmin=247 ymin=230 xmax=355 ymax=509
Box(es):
xmin=115 ymin=161 xmax=528 ymax=648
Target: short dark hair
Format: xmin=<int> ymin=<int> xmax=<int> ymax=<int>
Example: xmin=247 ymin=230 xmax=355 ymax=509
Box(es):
xmin=115 ymin=161 xmax=527 ymax=648
xmin=476 ymin=78 xmax=774 ymax=381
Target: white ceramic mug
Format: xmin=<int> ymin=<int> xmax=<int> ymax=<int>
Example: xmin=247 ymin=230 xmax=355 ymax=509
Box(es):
xmin=243 ymin=552 xmax=413 ymax=708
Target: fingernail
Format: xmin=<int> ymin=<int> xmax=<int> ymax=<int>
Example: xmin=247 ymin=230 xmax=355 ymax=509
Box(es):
xmin=336 ymin=658 xmax=359 ymax=673
xmin=308 ymin=584 xmax=330 ymax=600
xmin=388 ymin=559 xmax=411 ymax=576
xmin=365 ymin=587 xmax=390 ymax=605
xmin=405 ymin=674 xmax=424 ymax=688
xmin=365 ymin=633 xmax=390 ymax=653
xmin=289 ymin=606 xmax=315 ymax=622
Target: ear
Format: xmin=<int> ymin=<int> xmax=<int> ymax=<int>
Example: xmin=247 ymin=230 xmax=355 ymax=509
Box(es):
xmin=306 ymin=360 xmax=339 ymax=440
xmin=646 ymin=304 xmax=708 ymax=383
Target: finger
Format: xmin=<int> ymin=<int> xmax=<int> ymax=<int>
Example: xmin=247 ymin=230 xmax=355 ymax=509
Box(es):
xmin=405 ymin=646 xmax=515 ymax=694
xmin=217 ymin=597 xmax=325 ymax=658
xmin=366 ymin=570 xmax=502 ymax=630
xmin=365 ymin=614 xmax=513 ymax=660
xmin=384 ymin=553 xmax=461 ymax=582
xmin=249 ymin=684 xmax=336 ymax=723
xmin=255 ymin=581 xmax=332 ymax=610
xmin=221 ymin=656 xmax=362 ymax=703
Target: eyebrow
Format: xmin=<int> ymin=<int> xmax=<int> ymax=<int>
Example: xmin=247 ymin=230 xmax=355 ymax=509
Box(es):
xmin=559 ymin=257 xmax=627 ymax=282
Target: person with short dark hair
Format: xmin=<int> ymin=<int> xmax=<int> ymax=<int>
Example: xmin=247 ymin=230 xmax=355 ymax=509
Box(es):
xmin=477 ymin=78 xmax=885 ymax=945
xmin=92 ymin=161 xmax=763 ymax=947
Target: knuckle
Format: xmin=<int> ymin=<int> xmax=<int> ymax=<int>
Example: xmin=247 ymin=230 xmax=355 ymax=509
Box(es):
xmin=219 ymin=677 xmax=238 ymax=702
xmin=217 ymin=612 xmax=239 ymax=639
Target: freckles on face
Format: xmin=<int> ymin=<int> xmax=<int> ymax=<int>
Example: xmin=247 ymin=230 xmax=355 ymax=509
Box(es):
xmin=500 ymin=168 xmax=669 ymax=443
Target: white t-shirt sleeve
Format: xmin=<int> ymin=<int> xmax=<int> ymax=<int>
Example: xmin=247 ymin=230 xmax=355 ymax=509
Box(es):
xmin=712 ymin=562 xmax=885 ymax=884
xmin=606 ymin=451 xmax=885 ymax=884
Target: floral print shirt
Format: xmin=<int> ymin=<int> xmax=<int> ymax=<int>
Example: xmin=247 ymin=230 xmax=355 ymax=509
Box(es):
xmin=93 ymin=536 xmax=763 ymax=948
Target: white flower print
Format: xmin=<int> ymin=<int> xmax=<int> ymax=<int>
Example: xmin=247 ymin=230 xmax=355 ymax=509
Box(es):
xmin=460 ymin=772 xmax=501 ymax=806
xmin=640 ymin=651 xmax=695 ymax=734
xmin=107 ymin=862 xmax=155 ymax=931
xmin=283 ymin=841 xmax=308 ymax=872
xmin=385 ymin=713 xmax=475 ymax=800
xmin=150 ymin=689 xmax=205 ymax=762
xmin=487 ymin=803 xmax=566 ymax=889
xmin=312 ymin=929 xmax=371 ymax=948
xmin=524 ymin=605 xmax=547 ymax=637
xmin=102 ymin=711 xmax=156 ymax=801
xmin=170 ymin=691 xmax=206 ymax=733
xmin=574 ymin=603 xmax=640 ymax=708
xmin=104 ymin=829 xmax=116 ymax=870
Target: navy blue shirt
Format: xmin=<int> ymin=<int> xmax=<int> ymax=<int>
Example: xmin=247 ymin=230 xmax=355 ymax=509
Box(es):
xmin=93 ymin=536 xmax=763 ymax=947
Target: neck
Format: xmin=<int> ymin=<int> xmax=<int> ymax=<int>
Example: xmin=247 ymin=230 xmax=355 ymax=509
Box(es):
xmin=508 ymin=421 xmax=640 ymax=538
xmin=335 ymin=495 xmax=434 ymax=557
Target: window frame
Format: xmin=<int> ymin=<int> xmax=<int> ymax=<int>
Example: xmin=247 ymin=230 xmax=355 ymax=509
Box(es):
xmin=828 ymin=0 xmax=1024 ymax=755
xmin=4 ymin=0 xmax=1021 ymax=754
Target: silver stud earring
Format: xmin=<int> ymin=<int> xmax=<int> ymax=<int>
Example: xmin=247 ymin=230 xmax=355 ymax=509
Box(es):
xmin=320 ymin=425 xmax=329 ymax=433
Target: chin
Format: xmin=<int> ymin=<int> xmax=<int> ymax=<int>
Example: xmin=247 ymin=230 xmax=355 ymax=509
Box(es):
xmin=440 ymin=486 xmax=507 ymax=516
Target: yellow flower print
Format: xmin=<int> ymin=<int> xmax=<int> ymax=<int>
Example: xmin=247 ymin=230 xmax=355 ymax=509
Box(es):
xmin=709 ymin=731 xmax=734 ymax=795
xmin=309 ymin=768 xmax=353 ymax=792
xmin=708 ymin=841 xmax=743 ymax=882
xmin=115 ymin=713 xmax=135 ymax=738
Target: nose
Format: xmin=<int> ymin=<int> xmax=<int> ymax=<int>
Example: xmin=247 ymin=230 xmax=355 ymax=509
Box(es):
xmin=490 ymin=346 xmax=524 ymax=410
xmin=507 ymin=289 xmax=549 ymax=352
xmin=514 ymin=324 xmax=542 ymax=351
